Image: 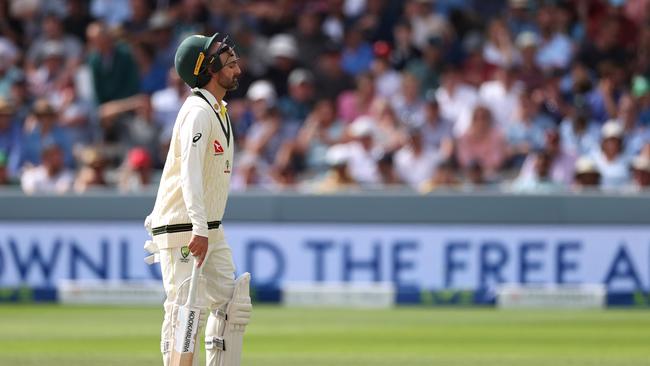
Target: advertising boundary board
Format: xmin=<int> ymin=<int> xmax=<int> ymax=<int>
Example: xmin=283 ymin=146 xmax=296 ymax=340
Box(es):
xmin=0 ymin=221 xmax=648 ymax=306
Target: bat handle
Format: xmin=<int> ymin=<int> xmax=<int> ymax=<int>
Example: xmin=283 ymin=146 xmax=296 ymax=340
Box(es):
xmin=185 ymin=257 xmax=201 ymax=307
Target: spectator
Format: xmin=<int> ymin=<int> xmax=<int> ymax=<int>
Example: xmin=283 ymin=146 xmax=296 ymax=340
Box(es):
xmin=152 ymin=67 xmax=190 ymax=149
xmin=313 ymin=41 xmax=355 ymax=101
xmin=483 ymin=18 xmax=519 ymax=68
xmin=630 ymin=156 xmax=650 ymax=191
xmin=368 ymin=99 xmax=407 ymax=152
xmin=118 ymin=146 xmax=152 ymax=192
xmin=20 ymin=143 xmax=73 ymax=195
xmin=420 ymin=98 xmax=454 ymax=160
xmin=591 ymin=120 xmax=631 ymax=190
xmin=90 ymin=0 xmax=131 ymax=27
xmin=617 ymin=94 xmax=650 ymax=158
xmin=62 ymin=0 xmax=96 ymax=42
xmin=578 ymin=16 xmax=628 ymax=71
xmin=86 ymin=21 xmax=140 ymax=104
xmin=371 ymin=41 xmax=402 ymax=99
xmin=456 ymin=106 xmax=507 ymax=177
xmin=278 ymin=68 xmax=316 ymax=126
xmin=146 ymin=10 xmax=177 ymax=70
xmin=132 ymin=41 xmax=167 ymax=94
xmin=394 ymin=127 xmax=440 ymax=189
xmin=406 ymin=36 xmax=444 ymax=96
xmin=340 ymin=25 xmax=374 ymax=76
xmin=314 ymin=144 xmax=358 ymax=193
xmin=27 ymin=41 xmax=67 ymax=98
xmin=50 ymin=78 xmax=93 ymax=147
xmin=337 ymin=72 xmax=377 ymax=124
xmin=461 ymin=32 xmax=493 ymax=89
xmin=25 ymin=12 xmax=82 ymax=77
xmin=435 ymin=65 xmax=478 ymax=135
xmin=389 ymin=20 xmax=422 ymax=71
xmin=97 ymin=94 xmax=157 ymax=162
xmin=573 ymin=156 xmax=601 ymax=191
xmin=479 ymin=65 xmax=525 ymax=131
xmin=123 ymin=0 xmax=154 ymax=37
xmin=73 ymin=146 xmax=107 ymax=193
xmin=8 ymin=74 xmax=32 ymax=123
xmin=391 ymin=72 xmax=425 ymax=127
xmin=322 ymin=0 xmax=345 ymax=43
xmin=506 ymin=90 xmax=555 ymax=166
xmin=559 ymin=110 xmax=601 ymax=156
xmin=535 ymin=5 xmax=573 ymax=71
xmin=585 ymin=62 xmax=624 ymax=123
xmin=242 ymin=103 xmax=283 ymax=165
xmin=511 ymin=150 xmax=564 ymax=193
xmin=13 ymin=99 xmax=73 ymax=175
xmin=263 ymin=33 xmax=300 ymax=97
xmin=344 ymin=116 xmax=381 ymax=185
xmin=518 ymin=129 xmax=576 ymax=186
xmin=419 ymin=159 xmax=460 ymax=193
xmin=505 ymin=0 xmax=537 ymax=37
xmin=230 ymin=152 xmax=271 ymax=192
xmin=376 ymin=151 xmax=402 ymax=186
xmin=292 ymin=7 xmax=329 ymax=71
xmin=403 ymin=0 xmax=448 ymax=50
xmin=294 ymin=98 xmax=345 ymax=174
xmin=0 ymin=42 xmax=20 ymax=99
xmin=462 ymin=160 xmax=488 ymax=190
xmin=0 ymin=98 xmax=19 ymax=166
xmin=516 ymin=32 xmax=544 ymax=90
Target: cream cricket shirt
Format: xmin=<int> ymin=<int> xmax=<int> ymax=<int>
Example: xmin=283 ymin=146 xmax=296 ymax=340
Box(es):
xmin=149 ymin=88 xmax=234 ymax=249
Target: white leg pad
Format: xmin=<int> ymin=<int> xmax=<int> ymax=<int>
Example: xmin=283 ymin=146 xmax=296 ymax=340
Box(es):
xmin=205 ymin=273 xmax=252 ymax=366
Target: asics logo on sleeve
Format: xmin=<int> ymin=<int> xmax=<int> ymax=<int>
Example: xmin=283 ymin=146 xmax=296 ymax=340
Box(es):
xmin=192 ymin=133 xmax=202 ymax=143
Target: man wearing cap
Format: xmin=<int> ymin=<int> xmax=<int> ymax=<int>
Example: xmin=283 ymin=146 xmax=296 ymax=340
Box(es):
xmin=145 ymin=33 xmax=251 ymax=366
xmin=573 ymin=156 xmax=601 ymax=191
xmin=630 ymin=156 xmax=650 ymax=191
xmin=591 ymin=120 xmax=631 ymax=190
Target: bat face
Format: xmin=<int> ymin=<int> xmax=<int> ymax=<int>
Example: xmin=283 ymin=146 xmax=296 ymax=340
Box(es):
xmin=170 ymin=306 xmax=201 ymax=366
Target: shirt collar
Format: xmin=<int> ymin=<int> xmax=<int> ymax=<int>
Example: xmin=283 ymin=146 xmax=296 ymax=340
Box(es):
xmin=193 ymin=87 xmax=228 ymax=112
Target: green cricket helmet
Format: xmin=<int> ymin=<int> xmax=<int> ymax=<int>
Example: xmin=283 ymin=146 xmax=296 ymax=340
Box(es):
xmin=174 ymin=32 xmax=236 ymax=88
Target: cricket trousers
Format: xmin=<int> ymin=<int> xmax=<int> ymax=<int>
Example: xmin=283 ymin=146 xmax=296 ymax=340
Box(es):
xmin=159 ymin=240 xmax=236 ymax=366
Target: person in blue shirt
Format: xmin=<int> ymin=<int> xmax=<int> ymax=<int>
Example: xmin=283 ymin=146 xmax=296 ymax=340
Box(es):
xmin=10 ymin=99 xmax=73 ymax=177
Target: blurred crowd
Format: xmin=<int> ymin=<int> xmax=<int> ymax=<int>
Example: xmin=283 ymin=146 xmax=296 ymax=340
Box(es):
xmin=1 ymin=0 xmax=650 ymax=195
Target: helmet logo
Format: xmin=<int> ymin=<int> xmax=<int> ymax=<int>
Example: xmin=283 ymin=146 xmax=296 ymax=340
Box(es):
xmin=193 ymin=52 xmax=205 ymax=76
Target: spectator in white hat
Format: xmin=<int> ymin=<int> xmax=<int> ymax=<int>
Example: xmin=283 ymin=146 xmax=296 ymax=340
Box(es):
xmin=630 ymin=156 xmax=650 ymax=191
xmin=262 ymin=33 xmax=299 ymax=97
xmin=344 ymin=116 xmax=381 ymax=185
xmin=591 ymin=120 xmax=631 ymax=189
xmin=313 ymin=144 xmax=358 ymax=193
xmin=572 ymin=156 xmax=601 ymax=192
xmin=242 ymin=80 xmax=282 ymax=165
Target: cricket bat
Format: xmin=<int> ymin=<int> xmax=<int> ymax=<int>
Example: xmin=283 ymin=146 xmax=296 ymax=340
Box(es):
xmin=170 ymin=258 xmax=202 ymax=366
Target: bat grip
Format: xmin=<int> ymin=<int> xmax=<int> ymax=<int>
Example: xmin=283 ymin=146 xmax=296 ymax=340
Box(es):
xmin=185 ymin=257 xmax=201 ymax=307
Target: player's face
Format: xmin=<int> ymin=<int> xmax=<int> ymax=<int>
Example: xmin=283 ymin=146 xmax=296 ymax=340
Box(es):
xmin=216 ymin=49 xmax=241 ymax=91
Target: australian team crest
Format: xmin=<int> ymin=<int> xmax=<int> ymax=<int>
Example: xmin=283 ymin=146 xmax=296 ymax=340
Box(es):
xmin=180 ymin=246 xmax=191 ymax=263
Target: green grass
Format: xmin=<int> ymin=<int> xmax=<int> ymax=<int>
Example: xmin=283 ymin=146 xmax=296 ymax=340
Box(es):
xmin=0 ymin=305 xmax=649 ymax=366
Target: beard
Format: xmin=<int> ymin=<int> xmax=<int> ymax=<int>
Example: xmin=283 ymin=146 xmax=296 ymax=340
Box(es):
xmin=218 ymin=75 xmax=239 ymax=91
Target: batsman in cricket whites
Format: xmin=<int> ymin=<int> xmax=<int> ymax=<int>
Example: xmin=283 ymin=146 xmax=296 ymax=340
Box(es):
xmin=143 ymin=32 xmax=252 ymax=366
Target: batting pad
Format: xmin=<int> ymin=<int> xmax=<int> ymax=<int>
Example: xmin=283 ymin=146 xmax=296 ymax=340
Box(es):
xmin=205 ymin=272 xmax=252 ymax=366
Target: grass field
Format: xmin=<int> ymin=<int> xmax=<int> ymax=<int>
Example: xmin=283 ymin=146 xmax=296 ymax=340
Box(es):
xmin=0 ymin=305 xmax=649 ymax=366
